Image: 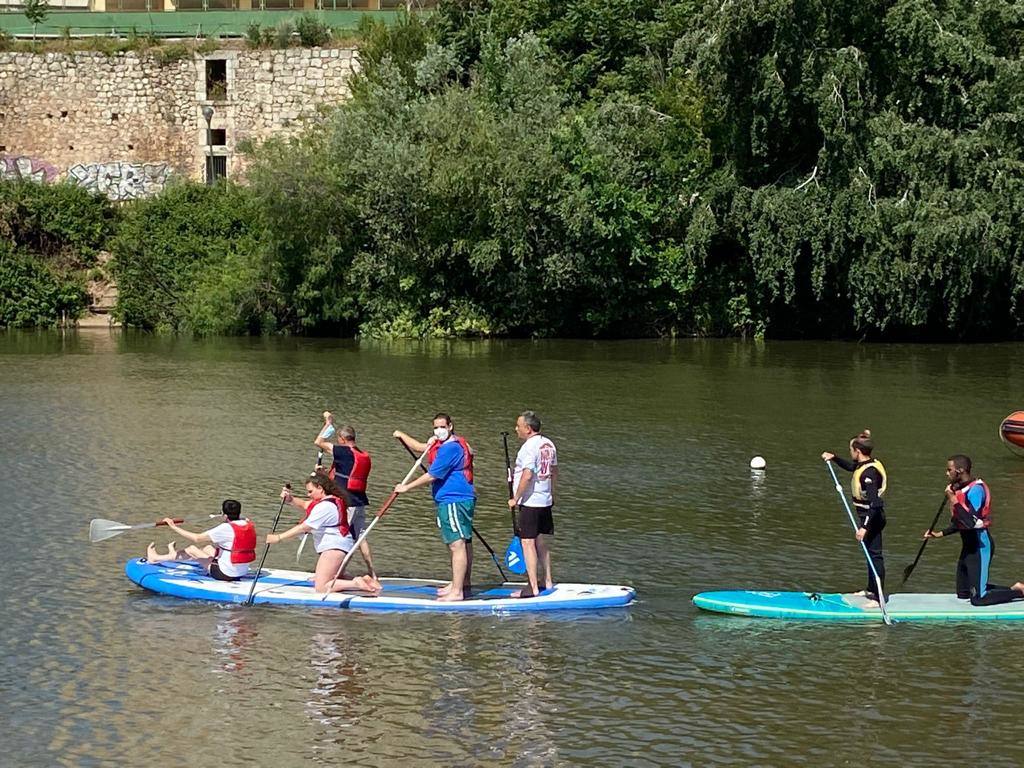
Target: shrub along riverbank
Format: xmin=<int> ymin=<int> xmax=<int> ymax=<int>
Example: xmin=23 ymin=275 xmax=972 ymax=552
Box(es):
xmin=4 ymin=0 xmax=1024 ymax=339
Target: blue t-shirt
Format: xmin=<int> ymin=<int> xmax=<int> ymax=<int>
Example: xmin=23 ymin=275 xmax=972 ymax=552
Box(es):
xmin=429 ymin=440 xmax=475 ymax=503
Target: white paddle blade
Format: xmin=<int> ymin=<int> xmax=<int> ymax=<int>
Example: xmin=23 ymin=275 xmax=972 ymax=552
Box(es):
xmin=89 ymin=519 xmax=132 ymax=543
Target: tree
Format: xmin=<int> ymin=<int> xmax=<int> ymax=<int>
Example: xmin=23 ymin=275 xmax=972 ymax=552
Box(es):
xmin=22 ymin=0 xmax=50 ymax=45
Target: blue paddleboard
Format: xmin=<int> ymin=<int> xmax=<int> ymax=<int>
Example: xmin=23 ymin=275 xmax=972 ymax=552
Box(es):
xmin=693 ymin=590 xmax=1024 ymax=621
xmin=125 ymin=559 xmax=635 ymax=613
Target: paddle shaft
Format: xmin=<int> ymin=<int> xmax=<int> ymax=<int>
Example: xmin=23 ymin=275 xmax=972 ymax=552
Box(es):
xmin=90 ymin=517 xmax=186 ymax=543
xmin=396 ymin=436 xmax=508 ymax=582
xmin=899 ymin=497 xmax=950 ymax=587
xmin=244 ymin=483 xmax=291 ymax=606
xmin=322 ymin=446 xmax=430 ymax=598
xmin=824 ymin=460 xmax=893 ymax=626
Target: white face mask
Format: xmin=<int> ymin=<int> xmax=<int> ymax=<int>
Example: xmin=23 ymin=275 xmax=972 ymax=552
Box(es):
xmin=433 ymin=426 xmax=450 ymax=442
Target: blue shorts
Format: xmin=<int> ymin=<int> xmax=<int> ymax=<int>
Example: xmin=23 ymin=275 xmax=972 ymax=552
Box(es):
xmin=436 ymin=500 xmax=474 ymax=545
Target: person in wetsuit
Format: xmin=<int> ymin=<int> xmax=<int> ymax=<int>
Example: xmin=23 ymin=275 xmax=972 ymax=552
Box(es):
xmin=922 ymin=454 xmax=1024 ymax=606
xmin=822 ymin=429 xmax=886 ymax=605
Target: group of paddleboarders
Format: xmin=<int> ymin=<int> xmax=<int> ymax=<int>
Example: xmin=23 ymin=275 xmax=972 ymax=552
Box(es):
xmin=823 ymin=430 xmax=1024 ymax=608
xmin=146 ymin=409 xmax=558 ymax=602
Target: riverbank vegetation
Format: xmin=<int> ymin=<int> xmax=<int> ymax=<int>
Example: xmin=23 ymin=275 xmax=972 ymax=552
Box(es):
xmin=3 ymin=0 xmax=1024 ymax=338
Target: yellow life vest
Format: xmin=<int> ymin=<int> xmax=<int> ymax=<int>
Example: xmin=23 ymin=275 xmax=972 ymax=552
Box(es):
xmin=851 ymin=459 xmax=887 ymax=504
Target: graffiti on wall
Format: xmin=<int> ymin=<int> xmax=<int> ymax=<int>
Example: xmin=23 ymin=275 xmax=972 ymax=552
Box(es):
xmin=67 ymin=162 xmax=171 ymax=201
xmin=1 ymin=155 xmax=59 ymax=183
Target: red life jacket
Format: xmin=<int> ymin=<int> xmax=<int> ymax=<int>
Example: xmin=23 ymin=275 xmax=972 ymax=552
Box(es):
xmin=953 ymin=479 xmax=992 ymax=530
xmin=428 ymin=434 xmax=474 ymax=483
xmin=214 ymin=519 xmax=257 ymax=564
xmin=332 ymin=445 xmax=371 ymax=493
xmin=303 ymin=495 xmax=350 ymax=538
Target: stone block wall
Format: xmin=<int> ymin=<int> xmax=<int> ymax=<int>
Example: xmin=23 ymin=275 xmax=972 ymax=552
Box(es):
xmin=0 ymin=47 xmax=358 ymax=200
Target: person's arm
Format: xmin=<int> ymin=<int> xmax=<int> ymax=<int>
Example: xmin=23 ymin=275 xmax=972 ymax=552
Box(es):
xmin=163 ymin=518 xmax=212 ymax=545
xmin=827 ymin=454 xmax=857 ymax=472
xmin=549 ymin=464 xmax=558 ymax=505
xmin=510 ymin=468 xmax=534 ymax=507
xmin=393 ymin=430 xmax=429 ymax=454
xmin=267 ymin=522 xmax=312 ymax=545
xmin=396 ymin=471 xmax=436 ymax=494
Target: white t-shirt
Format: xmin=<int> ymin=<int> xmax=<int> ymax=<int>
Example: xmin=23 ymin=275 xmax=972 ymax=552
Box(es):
xmin=304 ymin=498 xmax=354 ymax=554
xmin=207 ymin=520 xmax=253 ymax=578
xmin=513 ymin=434 xmax=558 ymax=507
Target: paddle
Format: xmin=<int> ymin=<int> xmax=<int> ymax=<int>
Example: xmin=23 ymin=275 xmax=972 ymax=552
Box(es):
xmin=298 ymin=421 xmax=337 ymax=561
xmin=89 ymin=517 xmax=185 ymax=544
xmin=898 ymin=497 xmax=949 ymax=588
xmin=244 ymin=483 xmax=291 ymax=606
xmin=501 ymin=431 xmax=527 ymax=575
xmin=396 ymin=437 xmax=509 ymax=582
xmin=321 ymin=446 xmax=431 ymax=599
xmin=824 ymin=460 xmax=892 ymax=625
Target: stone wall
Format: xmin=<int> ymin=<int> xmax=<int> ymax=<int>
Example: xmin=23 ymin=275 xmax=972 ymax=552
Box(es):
xmin=0 ymin=47 xmax=357 ymax=199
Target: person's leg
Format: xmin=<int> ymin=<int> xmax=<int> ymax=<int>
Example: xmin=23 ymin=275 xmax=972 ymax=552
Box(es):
xmin=537 ymin=506 xmax=555 ymax=590
xmin=465 ymin=538 xmax=473 ymax=594
xmin=536 ymin=536 xmax=552 ymax=591
xmin=439 ymin=539 xmax=468 ymax=602
xmin=863 ymin=521 xmax=884 ymax=601
xmin=970 ymin=531 xmax=1021 ymax=606
xmin=512 ymin=505 xmax=540 ymax=597
xmin=313 ymin=550 xmax=377 ymax=593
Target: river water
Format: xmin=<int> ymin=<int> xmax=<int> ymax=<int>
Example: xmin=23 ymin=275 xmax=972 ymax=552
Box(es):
xmin=2 ymin=330 xmax=1024 ymax=766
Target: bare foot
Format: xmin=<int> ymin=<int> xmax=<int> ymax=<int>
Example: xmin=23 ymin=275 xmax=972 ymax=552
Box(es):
xmin=437 ymin=590 xmax=465 ymax=602
xmin=146 ymin=542 xmax=159 ymax=561
xmin=852 ymin=590 xmax=868 ymax=597
xmin=436 ymin=583 xmax=453 ymax=597
xmin=1013 ymin=582 xmax=1024 ymax=594
xmin=359 ymin=576 xmax=383 ymax=593
xmin=510 ymin=589 xmax=537 ymax=599
xmin=863 ymin=599 xmax=880 ymax=609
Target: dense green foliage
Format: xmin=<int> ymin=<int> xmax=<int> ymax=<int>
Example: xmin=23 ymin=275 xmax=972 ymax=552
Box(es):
xmin=0 ymin=180 xmax=108 ymax=326
xmin=110 ymin=183 xmax=265 ymax=333
xmin=242 ymin=0 xmax=1024 ymax=339
xmin=6 ymin=1 xmax=1024 ymax=338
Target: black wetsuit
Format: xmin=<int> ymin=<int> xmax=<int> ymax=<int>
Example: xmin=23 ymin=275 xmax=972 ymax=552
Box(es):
xmin=939 ymin=482 xmax=1021 ymax=606
xmin=831 ymin=456 xmax=886 ymax=599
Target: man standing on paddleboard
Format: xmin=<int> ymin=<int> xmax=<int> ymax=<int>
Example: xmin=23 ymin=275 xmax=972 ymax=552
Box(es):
xmin=394 ymin=414 xmax=476 ymax=602
xmin=508 ymin=410 xmax=558 ymax=598
xmin=822 ymin=430 xmax=886 ymax=606
xmin=315 ymin=413 xmax=377 ymax=580
xmin=923 ymin=455 xmax=1024 ymax=605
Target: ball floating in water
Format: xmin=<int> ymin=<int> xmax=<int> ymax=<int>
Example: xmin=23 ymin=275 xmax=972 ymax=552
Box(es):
xmin=750 ymin=456 xmax=766 ymax=470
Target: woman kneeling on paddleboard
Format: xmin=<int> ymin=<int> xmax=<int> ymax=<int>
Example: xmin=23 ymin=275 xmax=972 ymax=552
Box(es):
xmin=147 ymin=500 xmax=256 ymax=582
xmin=267 ymin=471 xmax=381 ymax=594
xmin=822 ymin=429 xmax=886 ymax=605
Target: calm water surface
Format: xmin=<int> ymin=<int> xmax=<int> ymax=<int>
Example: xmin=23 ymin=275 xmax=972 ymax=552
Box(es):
xmin=2 ymin=331 xmax=1024 ymax=766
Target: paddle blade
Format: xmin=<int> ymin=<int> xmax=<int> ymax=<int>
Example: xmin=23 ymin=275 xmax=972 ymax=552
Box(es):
xmin=504 ymin=536 xmax=527 ymax=575
xmin=89 ymin=519 xmax=131 ymax=543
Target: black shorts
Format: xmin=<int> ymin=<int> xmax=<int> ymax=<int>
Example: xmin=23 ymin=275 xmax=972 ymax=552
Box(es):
xmin=516 ymin=505 xmax=554 ymax=539
xmin=209 ymin=562 xmax=242 ymax=582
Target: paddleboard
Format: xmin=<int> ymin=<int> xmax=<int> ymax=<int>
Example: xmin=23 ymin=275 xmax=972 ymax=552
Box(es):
xmin=125 ymin=559 xmax=635 ymax=613
xmin=693 ymin=590 xmax=1024 ymax=622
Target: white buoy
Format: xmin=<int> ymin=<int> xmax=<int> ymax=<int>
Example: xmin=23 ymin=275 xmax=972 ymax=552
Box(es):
xmin=749 ymin=456 xmax=766 ymax=470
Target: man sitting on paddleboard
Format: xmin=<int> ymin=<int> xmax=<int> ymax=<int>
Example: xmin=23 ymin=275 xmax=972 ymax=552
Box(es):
xmin=822 ymin=429 xmax=886 ymax=606
xmin=268 ymin=471 xmax=381 ymax=594
xmin=394 ymin=413 xmax=476 ymax=602
xmin=146 ymin=500 xmax=257 ymax=582
xmin=923 ymin=455 xmax=1024 ymax=606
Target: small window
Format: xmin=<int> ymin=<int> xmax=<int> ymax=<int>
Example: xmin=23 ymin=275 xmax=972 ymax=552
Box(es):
xmin=205 ymin=59 xmax=228 ymax=101
xmin=206 ymin=155 xmax=227 ymax=183
xmin=0 ymin=145 xmax=6 ymax=152
xmin=61 ymin=110 xmax=68 ymax=118
xmin=111 ymin=112 xmax=119 ymax=121
xmin=128 ymin=144 xmax=134 ymax=150
xmin=210 ymin=128 xmax=226 ymax=146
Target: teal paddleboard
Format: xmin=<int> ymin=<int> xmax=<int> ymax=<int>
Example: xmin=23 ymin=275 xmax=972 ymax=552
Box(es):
xmin=693 ymin=590 xmax=1024 ymax=622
